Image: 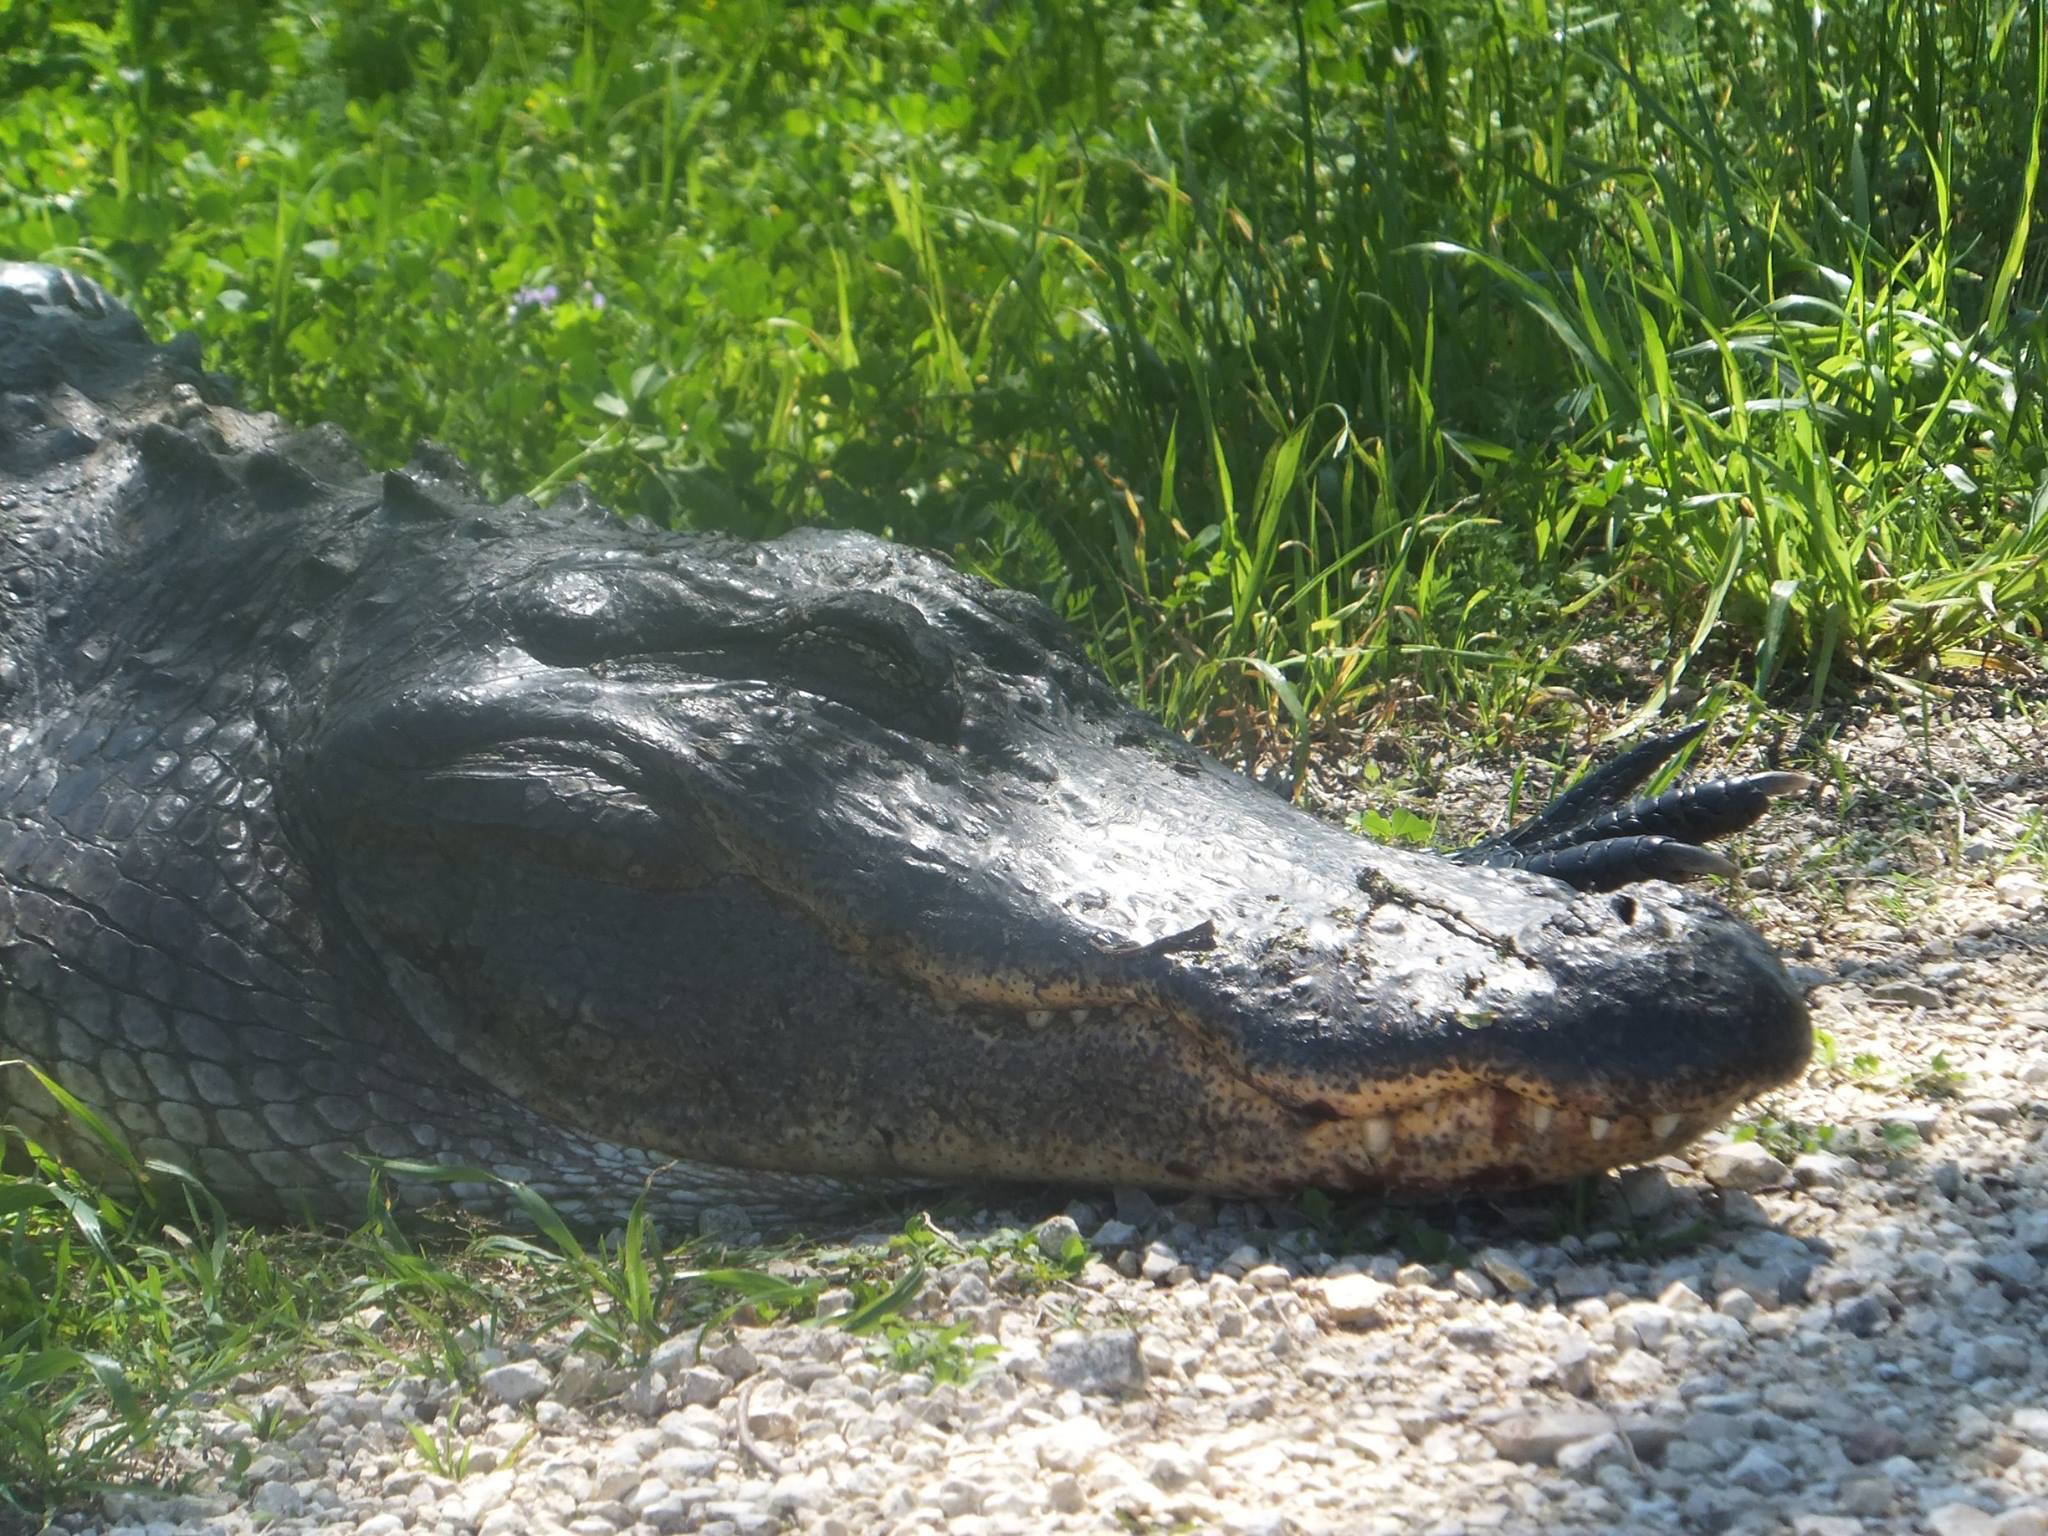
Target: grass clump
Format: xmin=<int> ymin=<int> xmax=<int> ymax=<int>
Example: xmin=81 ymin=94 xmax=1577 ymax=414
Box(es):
xmin=0 ymin=1071 xmax=1048 ymax=1525
xmin=1 ymin=1066 xmax=297 ymax=1522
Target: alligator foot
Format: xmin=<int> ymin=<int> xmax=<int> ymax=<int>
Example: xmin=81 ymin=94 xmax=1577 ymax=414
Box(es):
xmin=1454 ymin=723 xmax=1815 ymax=892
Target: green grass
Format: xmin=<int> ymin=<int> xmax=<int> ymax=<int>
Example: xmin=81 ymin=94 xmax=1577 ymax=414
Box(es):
xmin=0 ymin=1075 xmax=1086 ymax=1523
xmin=2 ymin=0 xmax=2041 ymax=747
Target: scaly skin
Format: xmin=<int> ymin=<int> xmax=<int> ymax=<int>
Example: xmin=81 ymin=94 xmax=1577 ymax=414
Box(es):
xmin=0 ymin=264 xmax=1811 ymax=1229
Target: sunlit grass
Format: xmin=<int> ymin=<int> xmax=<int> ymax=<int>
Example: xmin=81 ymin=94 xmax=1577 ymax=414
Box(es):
xmin=0 ymin=1062 xmax=1084 ymax=1523
xmin=1 ymin=0 xmax=2039 ymax=747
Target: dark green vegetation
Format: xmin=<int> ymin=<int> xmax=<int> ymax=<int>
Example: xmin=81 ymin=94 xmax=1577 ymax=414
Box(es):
xmin=2 ymin=0 xmax=2043 ymax=1519
xmin=4 ymin=0 xmax=2043 ymax=739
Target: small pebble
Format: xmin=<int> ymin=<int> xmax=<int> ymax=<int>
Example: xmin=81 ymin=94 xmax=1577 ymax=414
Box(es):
xmin=1697 ymin=1141 xmax=1792 ymax=1191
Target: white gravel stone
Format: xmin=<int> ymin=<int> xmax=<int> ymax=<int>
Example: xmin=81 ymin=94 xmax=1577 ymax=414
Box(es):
xmin=1697 ymin=1140 xmax=1792 ymax=1190
xmin=1791 ymin=1151 xmax=1849 ymax=1188
xmin=1887 ymin=1103 xmax=1945 ymax=1139
xmin=1139 ymin=1243 xmax=1178 ymax=1282
xmin=479 ymin=1360 xmax=552 ymax=1408
xmin=553 ymin=1350 xmax=607 ymax=1405
xmin=1033 ymin=1214 xmax=1081 ymax=1258
xmin=1146 ymin=1445 xmax=1207 ymax=1490
xmin=249 ymin=1481 xmax=307 ymax=1517
xmin=1603 ymin=1349 xmax=1667 ymax=1393
xmin=1727 ymin=1444 xmax=1795 ymax=1492
xmin=1715 ymin=1286 xmax=1759 ymax=1322
xmin=1312 ymin=1273 xmax=1390 ymax=1326
xmin=1980 ymin=1248 xmax=2044 ymax=1290
xmin=1839 ymin=1476 xmax=1894 ymax=1516
xmin=1926 ymin=1505 xmax=2003 ymax=1536
xmin=1042 ymin=1329 xmax=1147 ymax=1396
xmin=677 ymin=1367 xmax=727 ymax=1407
xmin=1047 ymin=1475 xmax=1087 ymax=1514
xmin=1090 ymin=1217 xmax=1139 ymax=1249
xmin=1792 ymin=1517 xmax=1865 ymax=1536
xmin=1032 ymin=1416 xmax=1112 ymax=1472
xmin=1451 ymin=1267 xmax=1496 ymax=1301
xmin=1609 ymin=1301 xmax=1673 ymax=1350
xmin=707 ymin=1339 xmax=758 ymax=1380
xmin=1475 ymin=1248 xmax=1536 ymax=1294
xmin=1555 ymin=1432 xmax=1626 ymax=1478
xmin=1483 ymin=1408 xmax=1620 ymax=1464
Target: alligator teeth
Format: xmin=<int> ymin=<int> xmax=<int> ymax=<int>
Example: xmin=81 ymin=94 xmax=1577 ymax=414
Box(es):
xmin=1525 ymin=1103 xmax=1556 ymax=1134
xmin=1650 ymin=1113 xmax=1682 ymax=1141
xmin=1587 ymin=1116 xmax=1614 ymax=1142
xmin=1363 ymin=1117 xmax=1394 ymax=1156
xmin=1024 ymin=1009 xmax=1055 ymax=1029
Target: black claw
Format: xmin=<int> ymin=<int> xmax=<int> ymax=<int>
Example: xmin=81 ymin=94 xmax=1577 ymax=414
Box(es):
xmin=1452 ymin=727 xmax=1812 ymax=892
xmin=1510 ymin=836 xmax=1739 ymax=892
xmin=1492 ymin=722 xmax=1706 ymax=853
xmin=1512 ymin=770 xmax=1816 ymax=858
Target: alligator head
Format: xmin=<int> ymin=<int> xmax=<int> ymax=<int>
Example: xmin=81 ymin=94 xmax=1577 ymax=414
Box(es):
xmin=0 ymin=262 xmax=1810 ymax=1225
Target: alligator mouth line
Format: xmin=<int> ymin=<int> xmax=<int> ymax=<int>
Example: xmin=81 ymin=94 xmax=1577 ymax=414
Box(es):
xmin=956 ymin=993 xmax=1736 ymax=1196
xmin=1284 ymin=1081 xmax=1736 ymax=1194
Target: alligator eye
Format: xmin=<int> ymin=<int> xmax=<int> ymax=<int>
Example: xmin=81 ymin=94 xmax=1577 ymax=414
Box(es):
xmin=758 ymin=592 xmax=964 ymax=742
xmin=506 ymin=571 xmax=963 ymax=742
xmin=506 ymin=566 xmax=712 ymax=665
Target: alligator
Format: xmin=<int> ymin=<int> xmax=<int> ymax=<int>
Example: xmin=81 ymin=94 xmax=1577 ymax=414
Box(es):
xmin=0 ymin=262 xmax=1812 ymax=1230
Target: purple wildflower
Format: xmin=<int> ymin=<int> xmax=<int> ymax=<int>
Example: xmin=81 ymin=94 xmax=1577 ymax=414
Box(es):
xmin=508 ymin=280 xmax=605 ymax=320
xmin=508 ymin=283 xmax=561 ymax=315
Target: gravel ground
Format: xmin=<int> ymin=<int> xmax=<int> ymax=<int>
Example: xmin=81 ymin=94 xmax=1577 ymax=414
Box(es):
xmin=54 ymin=694 xmax=2048 ymax=1536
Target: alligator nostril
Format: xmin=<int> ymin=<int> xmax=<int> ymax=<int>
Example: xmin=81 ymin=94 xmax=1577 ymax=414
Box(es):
xmin=1611 ymin=893 xmax=1638 ymax=925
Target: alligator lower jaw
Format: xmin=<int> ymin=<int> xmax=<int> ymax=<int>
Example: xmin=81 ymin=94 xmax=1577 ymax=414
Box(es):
xmin=1275 ymin=1084 xmax=1744 ymax=1198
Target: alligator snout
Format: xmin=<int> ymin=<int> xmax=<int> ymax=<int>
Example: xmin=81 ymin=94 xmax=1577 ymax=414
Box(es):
xmin=1141 ymin=720 xmax=1819 ymax=1194
xmin=1190 ymin=868 xmax=1812 ymax=1194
